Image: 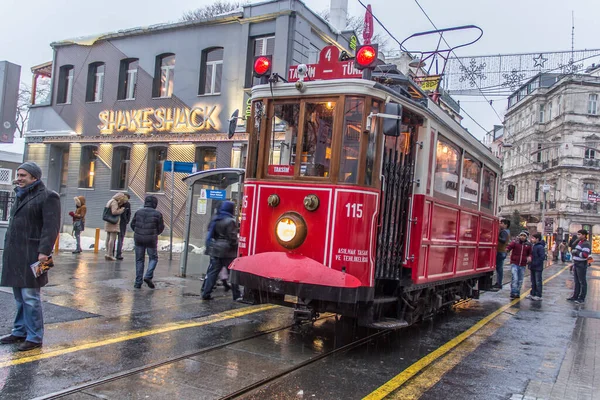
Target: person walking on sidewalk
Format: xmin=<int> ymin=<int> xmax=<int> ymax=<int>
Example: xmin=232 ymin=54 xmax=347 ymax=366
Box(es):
xmin=506 ymin=231 xmax=533 ymax=299
xmin=567 ymin=229 xmax=591 ymax=304
xmin=0 ymin=162 xmax=60 ymax=351
xmin=115 ymin=194 xmax=131 ymax=260
xmin=493 ymin=219 xmax=511 ymax=289
xmin=202 ymin=201 xmax=241 ymax=301
xmin=69 ymin=196 xmax=87 ymax=254
xmin=130 ymin=196 xmax=164 ymax=289
xmin=104 ymin=193 xmax=127 ymax=261
xmin=527 ymin=233 xmax=545 ymax=301
xmin=559 ymin=240 xmax=567 ymax=263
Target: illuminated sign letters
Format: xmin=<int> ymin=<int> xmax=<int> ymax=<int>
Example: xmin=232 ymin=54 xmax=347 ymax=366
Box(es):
xmin=98 ymin=106 xmax=219 ymax=134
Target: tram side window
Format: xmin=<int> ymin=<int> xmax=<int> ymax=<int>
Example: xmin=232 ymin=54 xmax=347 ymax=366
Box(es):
xmin=461 ymin=153 xmax=481 ymax=209
xmin=481 ymin=168 xmax=496 ymax=212
xmin=365 ymin=100 xmax=380 ymax=186
xmin=339 ymin=97 xmax=364 ymax=183
xmin=301 ymin=102 xmax=336 ymax=178
xmin=434 ymin=139 xmax=460 ymax=203
xmin=267 ymin=102 xmax=300 ymax=176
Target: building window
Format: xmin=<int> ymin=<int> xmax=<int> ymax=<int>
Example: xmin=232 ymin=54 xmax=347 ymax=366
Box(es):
xmin=535 ymin=181 xmax=540 ymax=202
xmin=195 ymin=147 xmax=217 ymax=171
xmin=85 ymin=62 xmax=105 ymax=102
xmin=199 ymin=48 xmax=223 ymax=95
xmin=0 ymin=168 xmax=12 ymax=185
xmin=583 ymin=182 xmax=595 ymax=201
xmin=585 ymin=148 xmax=596 ymax=159
xmin=79 ymin=146 xmax=98 ymax=188
xmin=153 ymin=54 xmax=175 ymax=98
xmin=146 ymin=146 xmax=167 ymax=192
xmin=588 ymin=94 xmax=598 ymax=115
xmin=247 ymin=36 xmax=275 ymax=87
xmin=111 ymin=147 xmax=130 ymax=190
xmin=539 ymin=103 xmax=545 ymax=123
xmin=118 ymin=58 xmax=138 ymax=100
xmin=547 ymin=101 xmax=552 ymax=120
xmin=434 ymin=138 xmax=461 ymax=203
xmin=557 ymin=95 xmax=562 ymax=115
xmin=57 ymin=65 xmax=74 ymax=104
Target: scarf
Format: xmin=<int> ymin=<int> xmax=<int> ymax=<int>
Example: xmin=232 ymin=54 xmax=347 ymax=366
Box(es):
xmin=205 ymin=209 xmax=234 ymax=248
xmin=15 ymin=180 xmax=42 ymax=200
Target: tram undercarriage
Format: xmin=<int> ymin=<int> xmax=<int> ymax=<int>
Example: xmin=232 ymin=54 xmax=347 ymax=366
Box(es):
xmin=236 ymin=272 xmax=494 ymax=328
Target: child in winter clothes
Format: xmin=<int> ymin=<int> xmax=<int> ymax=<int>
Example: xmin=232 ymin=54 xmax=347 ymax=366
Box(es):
xmin=69 ymin=196 xmax=87 ymax=254
xmin=528 ymin=233 xmax=545 ymax=301
xmin=506 ymin=230 xmax=533 ymax=298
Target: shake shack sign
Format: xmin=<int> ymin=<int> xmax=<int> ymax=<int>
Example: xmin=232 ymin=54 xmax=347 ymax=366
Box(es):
xmin=98 ymin=106 xmax=219 ymax=134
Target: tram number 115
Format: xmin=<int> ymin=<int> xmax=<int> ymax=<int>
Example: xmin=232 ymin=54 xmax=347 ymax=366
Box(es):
xmin=345 ymin=203 xmax=363 ymax=218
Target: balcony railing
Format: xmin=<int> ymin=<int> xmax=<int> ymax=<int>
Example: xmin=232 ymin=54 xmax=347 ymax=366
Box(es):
xmin=583 ymin=159 xmax=600 ymax=167
xmin=580 ymin=202 xmax=598 ymax=212
xmin=551 ymin=159 xmax=559 ymax=167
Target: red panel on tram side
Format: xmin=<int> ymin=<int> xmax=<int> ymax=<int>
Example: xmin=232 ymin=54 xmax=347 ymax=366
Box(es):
xmin=427 ymin=245 xmax=456 ymax=278
xmin=238 ymin=183 xmax=256 ymax=257
xmin=480 ymin=217 xmax=495 ymax=244
xmin=459 ymin=212 xmax=479 ymax=242
xmin=410 ymin=194 xmax=497 ymax=284
xmin=253 ymin=184 xmax=332 ymax=265
xmin=430 ymin=204 xmax=459 ymax=241
xmin=328 ymin=189 xmax=379 ymax=287
xmin=477 ymin=247 xmax=494 ymax=270
xmin=456 ymin=247 xmax=477 ymax=272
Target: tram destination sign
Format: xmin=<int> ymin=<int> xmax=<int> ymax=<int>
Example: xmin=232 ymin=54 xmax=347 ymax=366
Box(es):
xmin=288 ymin=46 xmax=362 ymax=82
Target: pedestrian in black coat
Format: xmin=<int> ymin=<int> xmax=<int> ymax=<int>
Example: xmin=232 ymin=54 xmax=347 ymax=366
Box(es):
xmin=130 ymin=196 xmax=164 ymax=289
xmin=0 ymin=162 xmax=60 ymax=351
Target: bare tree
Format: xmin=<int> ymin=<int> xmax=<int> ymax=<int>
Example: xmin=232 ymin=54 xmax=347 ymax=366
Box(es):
xmin=181 ymin=1 xmax=244 ymax=21
xmin=15 ymin=82 xmax=51 ymax=138
xmin=318 ymin=10 xmax=390 ymax=52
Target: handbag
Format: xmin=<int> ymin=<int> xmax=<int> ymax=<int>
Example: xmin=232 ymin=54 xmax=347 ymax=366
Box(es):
xmin=102 ymin=206 xmax=119 ymax=224
xmin=73 ymin=219 xmax=85 ymax=232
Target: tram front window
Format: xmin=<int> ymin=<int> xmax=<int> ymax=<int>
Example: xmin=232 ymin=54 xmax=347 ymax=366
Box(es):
xmin=339 ymin=97 xmax=364 ymax=184
xmin=301 ymin=101 xmax=336 ymax=178
xmin=268 ymin=102 xmax=300 ymax=174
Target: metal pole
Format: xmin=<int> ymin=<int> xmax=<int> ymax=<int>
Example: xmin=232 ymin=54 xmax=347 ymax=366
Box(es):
xmin=169 ymin=161 xmax=175 ymax=261
xmin=541 ymin=177 xmax=547 ymax=242
xmin=180 ymin=183 xmax=194 ymax=277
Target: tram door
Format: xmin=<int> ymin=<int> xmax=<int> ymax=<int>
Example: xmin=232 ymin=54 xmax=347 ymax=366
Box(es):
xmin=375 ymin=120 xmax=417 ymax=282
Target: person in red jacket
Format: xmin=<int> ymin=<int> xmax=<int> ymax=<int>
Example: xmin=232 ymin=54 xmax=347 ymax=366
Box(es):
xmin=506 ymin=231 xmax=533 ymax=299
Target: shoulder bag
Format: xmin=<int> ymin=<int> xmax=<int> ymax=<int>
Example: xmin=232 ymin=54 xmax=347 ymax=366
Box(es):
xmin=102 ymin=206 xmax=119 ymax=224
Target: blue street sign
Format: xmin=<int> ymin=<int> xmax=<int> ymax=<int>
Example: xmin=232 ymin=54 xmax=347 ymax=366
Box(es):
xmin=206 ymin=190 xmax=227 ymax=200
xmin=164 ymin=161 xmax=197 ymax=174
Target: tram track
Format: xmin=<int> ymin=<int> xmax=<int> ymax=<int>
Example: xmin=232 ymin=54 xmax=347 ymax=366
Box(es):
xmin=34 ymin=314 xmax=336 ymax=400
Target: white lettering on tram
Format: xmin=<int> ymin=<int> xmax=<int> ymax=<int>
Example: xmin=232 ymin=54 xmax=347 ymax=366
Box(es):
xmin=334 ymin=248 xmax=369 ymax=263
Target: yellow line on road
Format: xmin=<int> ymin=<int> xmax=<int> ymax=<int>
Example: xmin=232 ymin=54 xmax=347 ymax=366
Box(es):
xmin=363 ymin=266 xmax=569 ymax=400
xmin=0 ymin=304 xmax=278 ymax=369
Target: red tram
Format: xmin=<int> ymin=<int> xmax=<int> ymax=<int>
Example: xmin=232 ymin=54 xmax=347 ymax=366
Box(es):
xmin=229 ymin=46 xmax=501 ymax=328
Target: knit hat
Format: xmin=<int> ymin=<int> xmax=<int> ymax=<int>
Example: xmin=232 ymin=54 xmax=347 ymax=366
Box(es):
xmin=17 ymin=161 xmax=42 ymax=180
xmin=519 ymin=230 xmax=529 ymax=237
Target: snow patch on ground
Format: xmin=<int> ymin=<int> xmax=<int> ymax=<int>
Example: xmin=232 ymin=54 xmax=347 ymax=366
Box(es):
xmin=57 ymin=233 xmax=204 ymax=254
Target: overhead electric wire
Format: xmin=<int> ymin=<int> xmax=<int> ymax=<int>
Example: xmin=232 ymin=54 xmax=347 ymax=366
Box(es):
xmin=354 ymin=0 xmax=493 ymax=136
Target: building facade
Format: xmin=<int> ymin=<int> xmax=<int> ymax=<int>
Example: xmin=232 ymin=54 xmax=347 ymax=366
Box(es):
xmin=25 ymin=0 xmax=355 ymax=239
xmin=500 ymin=71 xmax=600 ymax=252
xmin=482 ymin=125 xmax=504 ymax=160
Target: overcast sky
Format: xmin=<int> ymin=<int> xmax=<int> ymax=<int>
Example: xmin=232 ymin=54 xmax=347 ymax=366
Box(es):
xmin=1 ymin=0 xmax=599 ymax=138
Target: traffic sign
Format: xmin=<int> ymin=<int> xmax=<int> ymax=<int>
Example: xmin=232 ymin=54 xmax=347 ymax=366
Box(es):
xmin=163 ymin=161 xmax=197 ymax=174
xmin=206 ymin=190 xmax=226 ymax=200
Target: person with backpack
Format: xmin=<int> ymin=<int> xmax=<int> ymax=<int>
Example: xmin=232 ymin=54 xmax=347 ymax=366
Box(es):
xmin=130 ymin=196 xmax=165 ymax=289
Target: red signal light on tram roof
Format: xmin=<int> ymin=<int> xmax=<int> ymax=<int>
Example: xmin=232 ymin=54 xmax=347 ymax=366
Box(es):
xmin=253 ymin=55 xmax=272 ymax=78
xmin=354 ymin=44 xmax=379 ymax=70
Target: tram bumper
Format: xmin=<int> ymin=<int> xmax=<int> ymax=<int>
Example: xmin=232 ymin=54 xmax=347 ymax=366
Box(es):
xmin=229 ymin=252 xmax=373 ymax=304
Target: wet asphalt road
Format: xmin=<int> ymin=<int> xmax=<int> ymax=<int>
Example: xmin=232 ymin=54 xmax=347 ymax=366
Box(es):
xmin=0 ymin=253 xmax=593 ymax=399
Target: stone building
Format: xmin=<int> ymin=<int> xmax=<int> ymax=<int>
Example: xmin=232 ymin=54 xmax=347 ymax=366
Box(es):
xmin=500 ymin=70 xmax=600 ymax=252
xmin=24 ymin=0 xmax=355 ymax=240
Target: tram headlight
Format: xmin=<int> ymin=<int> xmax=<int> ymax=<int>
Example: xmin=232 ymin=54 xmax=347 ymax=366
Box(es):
xmin=275 ymin=212 xmax=307 ymax=249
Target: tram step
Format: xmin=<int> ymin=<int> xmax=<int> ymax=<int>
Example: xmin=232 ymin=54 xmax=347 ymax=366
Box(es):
xmin=366 ymin=318 xmax=409 ymax=329
xmin=372 ymin=297 xmax=398 ymax=304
